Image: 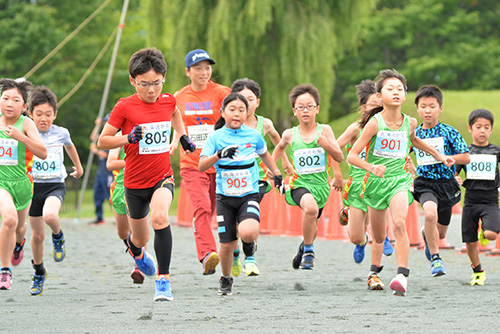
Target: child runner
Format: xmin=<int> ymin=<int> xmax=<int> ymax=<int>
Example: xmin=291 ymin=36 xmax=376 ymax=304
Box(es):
xmin=0 ymin=78 xmax=47 ymax=290
xmin=335 ymin=80 xmax=394 ymax=290
xmin=199 ymin=93 xmax=282 ymax=295
xmin=273 ymin=84 xmax=344 ymax=270
xmin=98 ymin=48 xmax=195 ymax=302
xmin=455 ymin=109 xmax=500 ymax=285
xmin=27 ymin=86 xmax=84 ymax=295
xmin=412 ymin=85 xmax=469 ymax=277
xmin=172 ymin=49 xmax=231 ymax=276
xmin=347 ymin=70 xmax=454 ymax=296
xmin=106 ymin=139 xmax=144 ymax=284
xmin=229 ymin=78 xmax=293 ymax=277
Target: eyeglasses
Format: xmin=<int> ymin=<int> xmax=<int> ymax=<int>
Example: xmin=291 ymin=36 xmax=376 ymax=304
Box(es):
xmin=133 ymin=78 xmax=164 ymax=88
xmin=294 ymin=104 xmax=318 ymax=112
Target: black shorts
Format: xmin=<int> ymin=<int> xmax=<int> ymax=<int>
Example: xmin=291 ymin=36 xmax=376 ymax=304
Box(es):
xmin=462 ymin=204 xmax=500 ymax=243
xmin=124 ymin=176 xmax=175 ymax=220
xmin=29 ymin=183 xmax=66 ymax=217
xmin=413 ymin=176 xmax=461 ymax=209
xmin=290 ymin=187 xmax=324 ymax=219
xmin=216 ymin=193 xmax=260 ymax=243
xmin=257 ymin=180 xmax=270 ymax=203
xmin=417 ymin=192 xmax=453 ymax=226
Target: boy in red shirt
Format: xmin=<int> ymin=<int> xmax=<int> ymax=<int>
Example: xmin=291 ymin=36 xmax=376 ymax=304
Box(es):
xmin=99 ymin=48 xmax=195 ymax=302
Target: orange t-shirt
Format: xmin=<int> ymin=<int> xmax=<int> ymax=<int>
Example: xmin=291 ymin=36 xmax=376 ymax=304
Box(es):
xmin=174 ymin=81 xmax=230 ymax=172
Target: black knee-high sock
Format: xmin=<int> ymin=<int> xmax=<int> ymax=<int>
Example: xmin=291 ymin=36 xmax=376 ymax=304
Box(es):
xmin=155 ymin=225 xmax=172 ymax=275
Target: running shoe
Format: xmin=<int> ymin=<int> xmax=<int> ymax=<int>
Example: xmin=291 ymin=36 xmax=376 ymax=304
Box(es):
xmin=367 ymin=273 xmax=385 ymax=290
xmin=421 ymin=227 xmax=431 ymax=261
xmin=52 ymin=234 xmax=66 ymax=262
xmin=11 ymin=239 xmax=25 ymax=266
xmin=478 ymin=225 xmax=489 ymax=246
xmin=130 ymin=266 xmax=145 ymax=284
xmin=29 ymin=270 xmax=48 ymax=296
xmin=218 ymin=276 xmax=233 ymax=296
xmin=89 ymin=219 xmax=105 ymax=225
xmin=339 ymin=206 xmax=349 ymax=226
xmin=202 ymin=251 xmax=219 ymax=276
xmin=0 ymin=268 xmax=12 ymax=290
xmin=292 ymin=241 xmax=305 ymax=270
xmin=243 ymin=256 xmax=260 ymax=276
xmin=130 ymin=249 xmax=156 ymax=276
xmin=299 ymin=251 xmax=315 ymax=270
xmin=431 ymin=258 xmax=446 ymax=277
xmin=470 ymin=270 xmax=486 ymax=286
xmin=383 ymin=236 xmax=394 ymax=256
xmin=353 ymin=233 xmax=368 ymax=264
xmin=389 ymin=274 xmax=407 ymax=297
xmin=231 ymin=254 xmax=242 ymax=277
xmin=154 ymin=275 xmax=173 ymax=301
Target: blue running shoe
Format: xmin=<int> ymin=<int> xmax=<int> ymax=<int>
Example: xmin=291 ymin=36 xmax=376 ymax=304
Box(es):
xmin=383 ymin=236 xmax=394 ymax=256
xmin=431 ymin=258 xmax=446 ymax=277
xmin=292 ymin=241 xmax=305 ymax=270
xmin=131 ymin=249 xmax=156 ymax=276
xmin=52 ymin=234 xmax=66 ymax=262
xmin=353 ymin=233 xmax=368 ymax=264
xmin=154 ymin=276 xmax=173 ymax=301
xmin=299 ymin=251 xmax=315 ymax=270
xmin=30 ymin=271 xmax=47 ymax=296
xmin=421 ymin=227 xmax=431 ymax=261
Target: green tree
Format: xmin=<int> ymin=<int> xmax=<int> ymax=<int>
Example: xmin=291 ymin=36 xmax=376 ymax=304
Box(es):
xmin=145 ymin=0 xmax=377 ymax=129
xmin=334 ymin=0 xmax=500 ymax=116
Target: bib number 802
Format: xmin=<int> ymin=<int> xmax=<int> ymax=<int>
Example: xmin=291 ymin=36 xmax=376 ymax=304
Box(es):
xmin=298 ymin=155 xmax=320 ymax=167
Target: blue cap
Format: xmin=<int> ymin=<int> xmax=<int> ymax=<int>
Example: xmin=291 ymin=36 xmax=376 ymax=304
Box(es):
xmin=185 ymin=49 xmax=216 ymax=68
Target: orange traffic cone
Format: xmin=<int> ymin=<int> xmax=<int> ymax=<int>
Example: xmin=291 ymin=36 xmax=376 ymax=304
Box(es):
xmin=259 ymin=188 xmax=278 ymax=234
xmin=406 ymin=201 xmax=423 ymax=247
xmin=486 ymin=232 xmax=500 ymax=256
xmin=176 ymin=182 xmax=194 ymax=227
xmin=323 ymin=191 xmax=349 ymax=240
xmin=438 ymin=237 xmax=454 ymax=249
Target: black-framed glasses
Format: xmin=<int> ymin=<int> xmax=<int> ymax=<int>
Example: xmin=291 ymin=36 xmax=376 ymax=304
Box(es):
xmin=133 ymin=77 xmax=164 ymax=88
xmin=294 ymin=104 xmax=317 ymax=112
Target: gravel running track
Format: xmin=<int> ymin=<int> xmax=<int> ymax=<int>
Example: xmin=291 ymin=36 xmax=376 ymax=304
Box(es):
xmin=2 ymin=214 xmax=499 ymax=333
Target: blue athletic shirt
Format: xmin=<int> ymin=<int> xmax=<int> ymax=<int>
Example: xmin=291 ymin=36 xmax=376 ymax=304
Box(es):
xmin=414 ymin=122 xmax=468 ymax=180
xmin=31 ymin=124 xmax=73 ymax=183
xmin=200 ymin=124 xmax=267 ymax=197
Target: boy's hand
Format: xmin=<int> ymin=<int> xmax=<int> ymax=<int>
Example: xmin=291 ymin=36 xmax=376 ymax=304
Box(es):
xmin=331 ymin=175 xmax=344 ymax=191
xmin=316 ymin=131 xmax=330 ymax=150
xmin=283 ymin=161 xmax=293 ymax=175
xmin=4 ymin=125 xmax=23 ymax=140
xmin=127 ymin=125 xmax=143 ymax=143
xmin=455 ymin=175 xmax=463 ymax=186
xmin=217 ymin=145 xmax=239 ymax=159
xmin=180 ymin=134 xmax=196 ymax=153
xmin=440 ymin=155 xmax=455 ymax=167
xmin=70 ymin=166 xmax=84 ymax=179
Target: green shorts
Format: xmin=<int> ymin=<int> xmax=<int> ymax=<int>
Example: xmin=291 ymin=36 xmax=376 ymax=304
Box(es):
xmin=0 ymin=177 xmax=33 ymax=211
xmin=342 ymin=177 xmax=367 ymax=213
xmin=362 ymin=172 xmax=413 ymax=210
xmin=285 ymin=182 xmax=330 ymax=209
xmin=110 ymin=181 xmax=126 ymax=215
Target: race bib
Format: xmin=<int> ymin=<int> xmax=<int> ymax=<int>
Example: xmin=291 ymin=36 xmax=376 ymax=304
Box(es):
xmin=373 ymin=130 xmax=407 ymax=159
xmin=0 ymin=138 xmax=18 ymax=166
xmin=467 ymin=154 xmax=497 ymax=180
xmin=139 ymin=121 xmax=170 ymax=155
xmin=294 ymin=148 xmax=326 ymax=174
xmin=32 ymin=152 xmax=62 ymax=180
xmin=414 ymin=137 xmax=444 ymax=166
xmin=187 ymin=124 xmax=214 ymax=149
xmin=221 ymin=169 xmax=252 ymax=196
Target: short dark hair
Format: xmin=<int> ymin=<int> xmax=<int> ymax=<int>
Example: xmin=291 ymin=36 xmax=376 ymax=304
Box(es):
xmin=355 ymin=79 xmax=377 ymax=106
xmin=214 ymin=93 xmax=249 ymax=130
xmin=128 ymin=48 xmax=167 ymax=78
xmin=414 ymin=85 xmax=443 ymax=106
xmin=375 ymin=69 xmax=407 ymax=93
xmin=29 ymin=86 xmax=58 ymax=113
xmin=469 ymin=108 xmax=494 ymax=127
xmin=289 ymin=84 xmax=320 ymax=107
xmin=231 ymin=78 xmax=261 ymax=98
xmin=0 ymin=78 xmax=33 ymax=104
